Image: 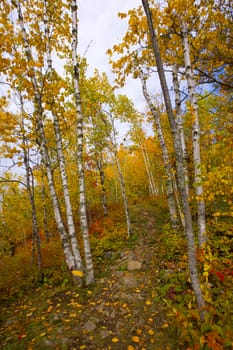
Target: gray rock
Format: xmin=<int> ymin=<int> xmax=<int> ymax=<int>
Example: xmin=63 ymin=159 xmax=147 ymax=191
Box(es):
xmin=122 ymin=273 xmax=137 ymax=288
xmin=44 ymin=339 xmax=56 ymax=347
xmin=127 ymin=260 xmax=143 ymax=271
xmin=99 ymin=329 xmax=109 ymax=339
xmin=82 ymin=319 xmax=97 ymax=333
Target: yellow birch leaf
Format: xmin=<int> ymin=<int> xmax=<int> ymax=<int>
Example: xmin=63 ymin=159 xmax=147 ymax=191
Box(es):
xmin=148 ymin=329 xmax=155 ymax=335
xmin=127 ymin=346 xmax=135 ymax=350
xmin=72 ymin=270 xmax=84 ymax=277
xmin=162 ymin=323 xmax=169 ymax=328
xmin=47 ymin=305 xmax=53 ymax=313
xmin=112 ymin=337 xmax=119 ymax=343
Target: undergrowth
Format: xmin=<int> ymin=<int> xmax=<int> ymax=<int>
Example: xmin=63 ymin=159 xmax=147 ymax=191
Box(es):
xmin=0 ymin=199 xmax=232 ymax=349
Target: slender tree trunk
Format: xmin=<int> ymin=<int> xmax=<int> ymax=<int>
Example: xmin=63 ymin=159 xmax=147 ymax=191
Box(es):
xmin=172 ymin=65 xmax=187 ymax=160
xmin=181 ymin=21 xmax=207 ymax=247
xmin=109 ymin=114 xmax=132 ymax=239
xmin=41 ymin=173 xmax=50 ymax=242
xmin=44 ymin=0 xmax=84 ymax=278
xmin=141 ymin=0 xmax=206 ymax=320
xmin=140 ymin=73 xmax=178 ymax=228
xmin=19 ymin=94 xmax=42 ymax=269
xmin=15 ymin=0 xmax=76 ymax=272
xmin=172 ymin=64 xmax=189 ymax=197
xmin=97 ymin=153 xmax=108 ymax=216
xmin=71 ymin=0 xmax=94 ymax=285
xmin=141 ymin=143 xmax=157 ymax=197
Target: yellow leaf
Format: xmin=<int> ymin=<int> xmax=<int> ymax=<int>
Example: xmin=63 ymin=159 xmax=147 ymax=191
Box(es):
xmin=127 ymin=346 xmax=135 ymax=350
xmin=132 ymin=336 xmax=140 ymax=343
xmin=40 ymin=332 xmax=46 ymax=337
xmin=112 ymin=337 xmax=119 ymax=343
xmin=162 ymin=323 xmax=169 ymax=328
xmin=72 ymin=270 xmax=84 ymax=277
xmin=136 ymin=328 xmax=142 ymax=335
xmin=148 ymin=329 xmax=155 ymax=335
xmin=145 ymin=300 xmax=151 ymax=305
xmin=47 ymin=305 xmax=53 ymax=313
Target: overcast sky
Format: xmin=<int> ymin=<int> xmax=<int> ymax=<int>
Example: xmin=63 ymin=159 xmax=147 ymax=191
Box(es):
xmin=78 ymin=0 xmax=146 ymax=113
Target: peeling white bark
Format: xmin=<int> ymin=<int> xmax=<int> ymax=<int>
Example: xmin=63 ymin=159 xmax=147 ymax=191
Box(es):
xmin=16 ymin=0 xmax=75 ymax=272
xmin=140 ymin=73 xmax=178 ymax=228
xmin=71 ymin=0 xmax=94 ymax=285
xmin=43 ymin=0 xmax=84 ymax=276
xmin=181 ymin=21 xmax=207 ymax=247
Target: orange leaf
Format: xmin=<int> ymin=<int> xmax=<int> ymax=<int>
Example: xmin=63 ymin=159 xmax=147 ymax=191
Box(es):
xmin=132 ymin=336 xmax=140 ymax=343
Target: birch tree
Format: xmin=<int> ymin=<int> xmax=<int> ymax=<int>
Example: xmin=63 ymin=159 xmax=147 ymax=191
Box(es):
xmin=180 ymin=20 xmax=207 ymax=247
xmin=71 ymin=0 xmax=94 ymax=285
xmin=13 ymin=0 xmax=82 ymax=282
xmin=141 ymin=0 xmax=206 ymax=320
xmin=140 ymin=72 xmax=179 ymax=228
xmin=43 ymin=0 xmax=84 ymax=275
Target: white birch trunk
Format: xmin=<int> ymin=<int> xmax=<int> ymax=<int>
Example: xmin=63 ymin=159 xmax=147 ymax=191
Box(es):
xmin=15 ymin=0 xmax=75 ymax=272
xmin=97 ymin=154 xmax=108 ymax=216
xmin=172 ymin=64 xmax=189 ymax=198
xmin=43 ymin=0 xmax=84 ymax=277
xmin=71 ymin=0 xmax=94 ymax=285
xmin=140 ymin=73 xmax=178 ymax=228
xmin=181 ymin=21 xmax=207 ymax=247
xmin=19 ymin=94 xmax=42 ymax=269
xmin=109 ymin=114 xmax=132 ymax=239
xmin=141 ymin=144 xmax=157 ymax=197
xmin=41 ymin=174 xmax=50 ymax=242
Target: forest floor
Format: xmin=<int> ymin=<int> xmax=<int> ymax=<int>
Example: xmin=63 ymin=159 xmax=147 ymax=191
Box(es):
xmin=0 ymin=199 xmax=232 ymax=349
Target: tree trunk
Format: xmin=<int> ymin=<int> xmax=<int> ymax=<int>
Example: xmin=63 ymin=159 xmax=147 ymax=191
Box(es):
xmin=19 ymin=93 xmax=42 ymax=269
xmin=140 ymin=73 xmax=179 ymax=228
xmin=97 ymin=153 xmax=108 ymax=216
xmin=181 ymin=21 xmax=207 ymax=247
xmin=71 ymin=0 xmax=94 ymax=285
xmin=44 ymin=0 xmax=84 ymax=277
xmin=172 ymin=64 xmax=189 ymax=198
xmin=141 ymin=0 xmax=206 ymax=320
xmin=41 ymin=173 xmax=50 ymax=242
xmin=141 ymin=143 xmax=157 ymax=197
xmin=109 ymin=114 xmax=132 ymax=239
